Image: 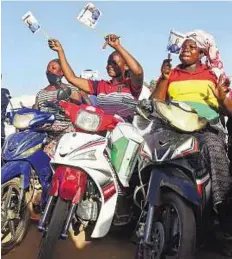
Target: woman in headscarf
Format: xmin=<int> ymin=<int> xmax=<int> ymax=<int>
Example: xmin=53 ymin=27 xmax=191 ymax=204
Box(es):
xmin=152 ymin=30 xmax=232 ymax=256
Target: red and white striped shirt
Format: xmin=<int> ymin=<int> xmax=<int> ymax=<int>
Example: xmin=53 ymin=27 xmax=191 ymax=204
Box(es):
xmin=88 ymin=79 xmax=142 ymax=120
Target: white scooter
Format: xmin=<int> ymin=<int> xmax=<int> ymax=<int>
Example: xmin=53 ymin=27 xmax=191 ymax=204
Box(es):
xmin=37 ymin=90 xmax=151 ymax=259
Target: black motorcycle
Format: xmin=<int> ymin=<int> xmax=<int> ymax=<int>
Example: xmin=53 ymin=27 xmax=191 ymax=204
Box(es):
xmin=124 ymin=98 xmax=215 ymax=258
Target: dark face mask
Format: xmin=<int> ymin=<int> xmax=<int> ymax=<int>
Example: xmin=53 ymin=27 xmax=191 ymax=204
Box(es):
xmin=47 ymin=73 xmax=62 ymax=86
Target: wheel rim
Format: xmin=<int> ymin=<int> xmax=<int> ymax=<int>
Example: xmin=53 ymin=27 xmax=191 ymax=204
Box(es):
xmin=137 ymin=222 xmax=165 ymax=259
xmin=1 ymin=182 xmax=27 ymax=249
xmin=152 ymin=222 xmax=165 ymax=257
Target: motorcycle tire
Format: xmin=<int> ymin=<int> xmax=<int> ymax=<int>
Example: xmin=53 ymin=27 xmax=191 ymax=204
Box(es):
xmin=37 ymin=197 xmax=69 ymax=259
xmin=1 ymin=178 xmax=30 ymax=255
xmin=161 ymin=192 xmax=196 ymax=259
xmin=135 ymin=191 xmax=196 ymax=259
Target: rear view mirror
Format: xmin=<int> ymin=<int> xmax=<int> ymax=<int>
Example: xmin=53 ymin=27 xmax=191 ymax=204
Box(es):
xmin=57 ymin=87 xmax=72 ymax=101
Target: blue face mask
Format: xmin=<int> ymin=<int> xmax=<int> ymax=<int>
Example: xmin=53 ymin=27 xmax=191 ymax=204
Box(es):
xmin=46 ymin=73 xmax=62 ymax=86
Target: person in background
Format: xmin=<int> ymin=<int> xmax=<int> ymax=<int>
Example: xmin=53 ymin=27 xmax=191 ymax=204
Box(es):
xmin=152 ymin=30 xmax=232 ymax=257
xmin=1 ymin=74 xmax=11 ymax=147
xmin=80 ymin=69 xmax=98 ymax=106
xmin=148 ymin=79 xmax=157 ymax=93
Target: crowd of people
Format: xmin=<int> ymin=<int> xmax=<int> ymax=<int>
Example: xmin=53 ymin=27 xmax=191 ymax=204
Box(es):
xmin=1 ymin=30 xmax=232 ymax=256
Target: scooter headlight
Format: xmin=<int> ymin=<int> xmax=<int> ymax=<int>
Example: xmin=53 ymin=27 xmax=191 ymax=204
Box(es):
xmin=75 ymin=110 xmax=101 ymax=132
xmin=13 ymin=113 xmax=35 ymax=129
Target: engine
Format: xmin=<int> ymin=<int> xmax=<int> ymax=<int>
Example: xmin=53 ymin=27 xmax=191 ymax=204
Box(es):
xmin=76 ymin=199 xmax=98 ymax=221
xmin=75 ymin=179 xmax=99 ymax=221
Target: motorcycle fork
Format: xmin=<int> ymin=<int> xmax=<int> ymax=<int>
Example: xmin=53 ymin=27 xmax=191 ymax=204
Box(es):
xmin=16 ymin=174 xmax=25 ymax=219
xmin=38 ymin=196 xmax=55 ymax=232
xmin=61 ymin=203 xmax=77 ymax=239
xmin=143 ymin=204 xmax=155 ymax=246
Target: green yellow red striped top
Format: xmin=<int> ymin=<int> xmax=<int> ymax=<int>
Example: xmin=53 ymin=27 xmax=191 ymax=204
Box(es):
xmin=167 ymin=64 xmax=219 ymax=120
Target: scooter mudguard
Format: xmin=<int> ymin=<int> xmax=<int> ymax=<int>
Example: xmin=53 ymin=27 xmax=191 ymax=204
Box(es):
xmin=147 ymin=167 xmax=202 ymax=206
xmin=1 ymin=161 xmax=31 ymax=188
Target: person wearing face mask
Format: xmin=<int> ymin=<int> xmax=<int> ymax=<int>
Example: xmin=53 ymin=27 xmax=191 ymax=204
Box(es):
xmin=33 ymin=59 xmax=91 ymax=157
xmin=34 ymin=59 xmax=91 ymax=129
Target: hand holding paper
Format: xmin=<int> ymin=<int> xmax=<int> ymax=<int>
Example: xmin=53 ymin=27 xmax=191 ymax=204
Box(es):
xmin=48 ymin=39 xmax=63 ymax=52
xmin=161 ymin=59 xmax=172 ymax=80
xmin=103 ymin=34 xmax=121 ymax=49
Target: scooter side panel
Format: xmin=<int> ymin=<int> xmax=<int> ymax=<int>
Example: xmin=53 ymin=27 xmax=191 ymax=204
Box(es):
xmin=1 ymin=161 xmax=31 ymax=187
xmin=91 ymin=193 xmax=118 ymax=238
xmin=27 ymin=149 xmax=52 ymax=189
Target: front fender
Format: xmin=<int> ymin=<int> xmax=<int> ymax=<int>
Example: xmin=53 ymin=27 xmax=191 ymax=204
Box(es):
xmin=1 ymin=161 xmax=31 ymax=188
xmin=147 ymin=167 xmax=202 ymax=206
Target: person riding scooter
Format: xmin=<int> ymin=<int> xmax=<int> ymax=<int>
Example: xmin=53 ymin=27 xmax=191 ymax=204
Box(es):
xmin=47 ymin=34 xmax=144 ymax=122
xmin=152 ymin=29 xmax=232 ymax=257
xmin=33 ymin=59 xmax=91 ymax=157
xmin=47 ymin=34 xmax=144 ymax=224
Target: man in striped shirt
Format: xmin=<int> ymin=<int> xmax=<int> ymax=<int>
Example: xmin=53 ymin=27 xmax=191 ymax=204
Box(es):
xmin=48 ymin=34 xmax=144 ymax=225
xmin=48 ymin=34 xmax=144 ymax=122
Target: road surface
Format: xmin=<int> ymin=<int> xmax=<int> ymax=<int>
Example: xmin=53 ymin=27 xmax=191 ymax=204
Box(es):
xmin=3 ymin=223 xmax=227 ymax=259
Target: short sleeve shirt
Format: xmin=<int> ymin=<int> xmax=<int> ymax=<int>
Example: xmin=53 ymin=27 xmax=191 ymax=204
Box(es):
xmin=88 ymin=78 xmax=142 ymax=120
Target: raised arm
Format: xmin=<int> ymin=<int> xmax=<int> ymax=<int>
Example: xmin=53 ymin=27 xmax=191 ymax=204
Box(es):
xmin=151 ymin=59 xmax=172 ymax=101
xmin=105 ymin=34 xmax=143 ymax=87
xmin=48 ymin=39 xmax=91 ymax=93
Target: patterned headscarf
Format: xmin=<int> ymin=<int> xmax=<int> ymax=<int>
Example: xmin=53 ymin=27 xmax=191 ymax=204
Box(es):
xmin=185 ymin=30 xmax=227 ymax=82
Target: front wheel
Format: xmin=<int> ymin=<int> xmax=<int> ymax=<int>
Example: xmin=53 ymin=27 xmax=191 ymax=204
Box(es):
xmin=1 ymin=178 xmax=30 ymax=255
xmin=38 ymin=197 xmax=69 ymax=259
xmin=136 ymin=192 xmax=196 ymax=259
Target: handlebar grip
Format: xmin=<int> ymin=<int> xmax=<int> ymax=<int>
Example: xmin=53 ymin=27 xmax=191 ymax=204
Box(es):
xmin=122 ymin=98 xmax=138 ymax=106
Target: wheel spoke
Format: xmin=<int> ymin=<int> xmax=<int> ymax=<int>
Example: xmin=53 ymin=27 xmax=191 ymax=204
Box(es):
xmin=8 ymin=220 xmax=16 ymax=240
xmin=4 ymin=185 xmax=13 ymax=211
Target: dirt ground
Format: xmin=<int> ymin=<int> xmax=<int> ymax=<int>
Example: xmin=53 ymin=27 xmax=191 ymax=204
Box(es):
xmin=3 ymin=222 xmax=227 ymax=259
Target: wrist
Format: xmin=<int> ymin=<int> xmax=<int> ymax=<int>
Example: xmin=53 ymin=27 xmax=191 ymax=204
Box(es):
xmin=218 ymin=96 xmax=226 ymax=106
xmin=113 ymin=44 xmax=122 ymax=51
xmin=222 ymin=97 xmax=229 ymax=106
xmin=160 ymin=75 xmax=169 ymax=81
xmin=57 ymin=47 xmax=64 ymax=54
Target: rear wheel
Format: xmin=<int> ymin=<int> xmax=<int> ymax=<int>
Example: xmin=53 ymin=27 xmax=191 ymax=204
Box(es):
xmin=136 ymin=192 xmax=196 ymax=259
xmin=1 ymin=178 xmax=30 ymax=255
xmin=38 ymin=197 xmax=69 ymax=259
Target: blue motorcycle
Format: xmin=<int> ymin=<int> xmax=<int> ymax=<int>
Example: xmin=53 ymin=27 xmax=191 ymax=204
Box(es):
xmin=1 ymin=107 xmax=55 ymax=254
